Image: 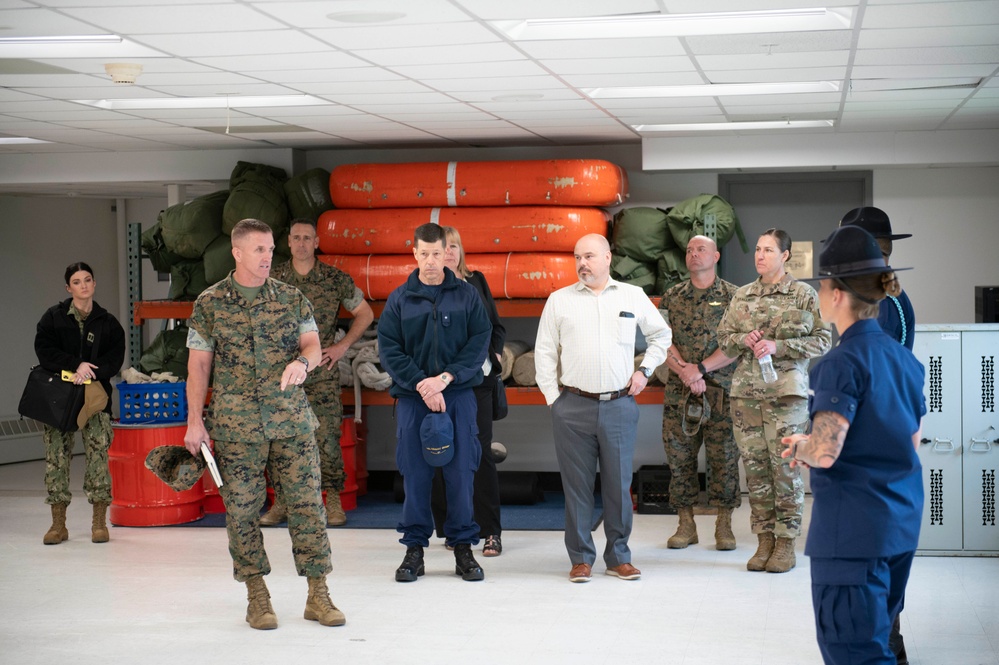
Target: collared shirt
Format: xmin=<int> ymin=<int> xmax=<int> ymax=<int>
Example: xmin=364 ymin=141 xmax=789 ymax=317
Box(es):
xmin=272 ymin=259 xmax=364 ymax=386
xmin=805 ymin=318 xmax=926 ymax=558
xmin=187 ymin=272 xmax=319 ymax=443
xmin=534 ymin=277 xmax=672 ymax=405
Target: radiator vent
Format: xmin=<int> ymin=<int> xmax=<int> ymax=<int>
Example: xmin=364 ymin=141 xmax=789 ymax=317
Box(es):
xmin=0 ymin=416 xmax=44 ymax=441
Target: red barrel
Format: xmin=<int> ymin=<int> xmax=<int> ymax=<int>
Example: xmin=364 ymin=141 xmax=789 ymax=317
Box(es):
xmin=339 ymin=417 xmax=360 ymax=511
xmin=109 ymin=423 xmax=204 ymax=526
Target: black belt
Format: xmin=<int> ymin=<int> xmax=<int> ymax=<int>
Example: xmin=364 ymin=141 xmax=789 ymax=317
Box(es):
xmin=563 ymin=386 xmax=629 ymax=401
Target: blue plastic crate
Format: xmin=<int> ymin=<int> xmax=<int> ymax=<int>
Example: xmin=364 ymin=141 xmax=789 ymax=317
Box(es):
xmin=117 ymin=382 xmax=187 ymax=424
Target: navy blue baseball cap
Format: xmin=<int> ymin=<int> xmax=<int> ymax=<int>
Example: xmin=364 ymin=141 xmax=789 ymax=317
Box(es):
xmin=420 ymin=412 xmax=454 ymax=467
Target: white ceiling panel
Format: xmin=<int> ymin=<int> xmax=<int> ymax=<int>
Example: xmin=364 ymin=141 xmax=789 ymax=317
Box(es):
xmin=57 ymin=4 xmax=288 ymax=34
xmin=0 ymin=0 xmax=995 ymax=193
xmin=858 ymin=26 xmax=999 ymax=49
xmin=137 ymin=30 xmax=328 ymax=57
xmin=355 ymin=42 xmax=525 ymax=67
xmin=309 ymin=23 xmax=500 ymax=51
xmin=543 ymin=56 xmax=695 ymax=76
xmin=863 ymin=2 xmax=999 ymax=28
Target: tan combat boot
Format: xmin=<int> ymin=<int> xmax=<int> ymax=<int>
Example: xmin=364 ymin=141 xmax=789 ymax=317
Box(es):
xmin=245 ymin=575 xmax=278 ymax=630
xmin=747 ymin=532 xmax=775 ymax=571
xmin=92 ymin=502 xmax=110 ymax=543
xmin=766 ymin=537 xmax=797 ymax=573
xmin=326 ymin=492 xmax=347 ymax=527
xmin=43 ymin=502 xmax=69 ymax=545
xmin=714 ymin=508 xmax=736 ymax=551
xmin=667 ymin=507 xmax=698 ymax=549
xmin=304 ymin=576 xmax=346 ymax=626
xmin=259 ymin=500 xmax=287 ymax=526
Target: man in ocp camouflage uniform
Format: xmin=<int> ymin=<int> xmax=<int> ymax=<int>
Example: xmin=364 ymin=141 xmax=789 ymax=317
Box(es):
xmin=263 ymin=218 xmax=374 ymax=527
xmin=184 ymin=218 xmax=345 ymax=631
xmin=657 ymin=236 xmax=741 ymax=551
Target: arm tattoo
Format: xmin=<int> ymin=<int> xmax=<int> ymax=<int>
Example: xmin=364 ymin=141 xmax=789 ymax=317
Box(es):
xmin=801 ymin=411 xmax=849 ymax=469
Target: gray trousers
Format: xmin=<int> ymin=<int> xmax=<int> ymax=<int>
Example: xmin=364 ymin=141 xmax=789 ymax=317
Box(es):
xmin=551 ymin=390 xmax=639 ymax=568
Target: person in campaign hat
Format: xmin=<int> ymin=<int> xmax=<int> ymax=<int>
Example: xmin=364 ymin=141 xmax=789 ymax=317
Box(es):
xmin=839 ymin=207 xmax=915 ymax=350
xmin=781 ymin=225 xmax=924 ymax=665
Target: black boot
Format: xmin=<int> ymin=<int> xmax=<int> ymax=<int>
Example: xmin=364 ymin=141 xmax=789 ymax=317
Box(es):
xmin=395 ymin=546 xmax=425 ymax=582
xmin=889 ymin=614 xmax=908 ymax=665
xmin=454 ymin=543 xmax=484 ymax=581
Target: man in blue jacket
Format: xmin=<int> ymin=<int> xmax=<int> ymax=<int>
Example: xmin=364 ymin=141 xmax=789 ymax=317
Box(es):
xmin=378 ymin=223 xmax=492 ymax=582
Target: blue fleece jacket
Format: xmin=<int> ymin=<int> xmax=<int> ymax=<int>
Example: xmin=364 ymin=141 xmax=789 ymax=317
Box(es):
xmin=378 ymin=267 xmax=491 ymax=398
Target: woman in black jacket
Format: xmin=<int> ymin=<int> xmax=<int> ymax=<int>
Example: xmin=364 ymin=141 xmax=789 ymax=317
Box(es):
xmin=431 ymin=227 xmax=508 ymax=556
xmin=34 ymin=262 xmax=125 ymax=545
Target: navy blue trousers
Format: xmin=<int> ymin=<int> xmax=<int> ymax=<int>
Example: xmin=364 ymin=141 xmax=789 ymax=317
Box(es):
xmin=395 ymin=390 xmax=481 ymax=548
xmin=811 ymin=551 xmax=915 ymax=665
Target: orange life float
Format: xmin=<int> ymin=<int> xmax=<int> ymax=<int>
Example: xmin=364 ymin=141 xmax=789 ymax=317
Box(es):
xmin=329 ymin=159 xmax=628 ymax=209
xmin=319 ymin=253 xmax=577 ymax=300
xmin=318 ymin=206 xmax=608 ymax=255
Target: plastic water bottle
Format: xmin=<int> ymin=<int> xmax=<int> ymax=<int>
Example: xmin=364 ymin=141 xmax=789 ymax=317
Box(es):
xmin=759 ymin=354 xmax=778 ymax=383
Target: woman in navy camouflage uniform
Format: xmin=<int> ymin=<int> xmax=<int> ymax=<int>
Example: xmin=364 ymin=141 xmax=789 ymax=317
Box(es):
xmin=717 ymin=229 xmax=831 ymax=573
xmin=34 ymin=262 xmax=125 ymax=545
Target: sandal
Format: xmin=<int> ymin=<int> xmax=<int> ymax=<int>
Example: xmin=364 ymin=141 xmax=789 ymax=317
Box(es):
xmin=482 ymin=535 xmax=502 ymax=557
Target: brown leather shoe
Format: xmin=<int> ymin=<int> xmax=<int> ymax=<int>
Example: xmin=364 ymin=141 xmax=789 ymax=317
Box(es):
xmin=568 ymin=563 xmax=591 ymax=583
xmin=606 ymin=563 xmax=641 ymax=580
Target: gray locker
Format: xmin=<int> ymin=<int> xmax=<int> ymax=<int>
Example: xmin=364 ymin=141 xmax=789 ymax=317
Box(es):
xmin=961 ymin=331 xmax=999 ymax=552
xmin=914 ymin=324 xmax=999 ymax=554
xmin=913 ymin=329 xmax=964 ymax=551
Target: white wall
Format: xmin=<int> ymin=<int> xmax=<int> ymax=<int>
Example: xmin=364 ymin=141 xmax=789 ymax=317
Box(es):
xmin=874 ymin=167 xmax=999 ymax=324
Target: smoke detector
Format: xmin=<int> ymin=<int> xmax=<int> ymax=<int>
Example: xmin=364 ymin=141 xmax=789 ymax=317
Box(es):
xmin=104 ymin=63 xmax=143 ymax=84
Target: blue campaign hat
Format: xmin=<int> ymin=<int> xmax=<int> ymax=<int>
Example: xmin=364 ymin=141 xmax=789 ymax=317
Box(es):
xmin=839 ymin=206 xmax=911 ymax=240
xmin=420 ymin=412 xmax=454 ymax=467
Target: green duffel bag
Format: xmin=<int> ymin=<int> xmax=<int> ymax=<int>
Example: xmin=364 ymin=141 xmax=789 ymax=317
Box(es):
xmin=139 ymin=325 xmax=190 ymax=379
xmin=611 ymin=253 xmax=658 ymax=295
xmin=666 ymin=194 xmax=747 ymax=252
xmin=229 ymin=160 xmax=287 ymax=189
xmin=168 ymin=260 xmax=210 ymax=301
xmin=611 ymin=207 xmax=676 ymax=263
xmin=202 ymin=234 xmax=235 ymax=284
xmin=160 ymin=190 xmax=227 ymax=259
xmin=655 ymin=247 xmax=689 ymax=295
xmin=222 ymin=177 xmax=289 ymax=237
xmin=141 ymin=221 xmax=185 ymax=273
xmin=285 ymin=168 xmax=334 ymax=223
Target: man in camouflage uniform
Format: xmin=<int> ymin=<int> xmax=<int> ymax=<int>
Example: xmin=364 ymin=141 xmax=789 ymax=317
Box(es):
xmin=184 ymin=218 xmax=345 ymax=630
xmin=657 ymin=236 xmax=740 ymax=551
xmin=262 ymin=218 xmax=374 ymax=527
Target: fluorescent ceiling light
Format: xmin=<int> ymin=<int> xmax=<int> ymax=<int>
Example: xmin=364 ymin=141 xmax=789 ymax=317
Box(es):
xmin=497 ymin=8 xmax=853 ymax=40
xmin=72 ymin=95 xmax=332 ymax=110
xmin=588 ymin=81 xmax=840 ymax=99
xmin=326 ymin=11 xmax=406 ymax=24
xmin=0 ymin=137 xmax=52 ymax=144
xmin=0 ymin=34 xmax=121 ymax=44
xmin=634 ymin=120 xmax=835 ymax=132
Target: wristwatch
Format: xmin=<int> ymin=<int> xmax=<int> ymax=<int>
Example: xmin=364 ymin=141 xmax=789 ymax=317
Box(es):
xmin=697 ymin=361 xmax=708 ymax=376
xmin=296 ymin=356 xmax=309 ymax=372
xmin=639 ymin=366 xmax=654 ymax=379
xmin=439 ymin=372 xmax=452 ymax=385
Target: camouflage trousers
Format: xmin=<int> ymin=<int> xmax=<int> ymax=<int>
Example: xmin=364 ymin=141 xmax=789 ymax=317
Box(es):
xmin=43 ymin=412 xmax=113 ymax=505
xmin=731 ymin=396 xmax=807 ymax=539
xmin=662 ymin=386 xmax=741 ymax=509
xmin=304 ymin=380 xmax=345 ymax=492
xmin=215 ymin=432 xmax=332 ymax=582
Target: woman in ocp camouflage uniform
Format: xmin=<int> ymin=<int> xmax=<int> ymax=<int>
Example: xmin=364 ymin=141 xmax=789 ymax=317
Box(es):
xmin=717 ymin=229 xmax=831 ymax=573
